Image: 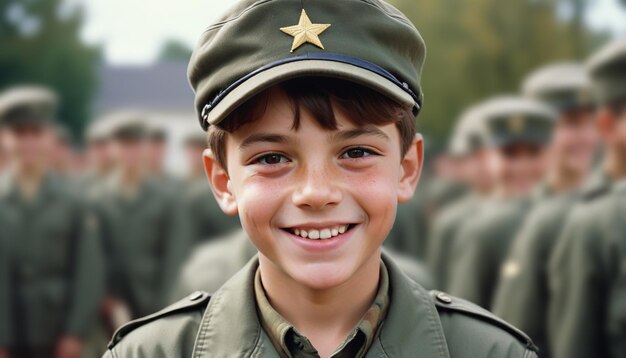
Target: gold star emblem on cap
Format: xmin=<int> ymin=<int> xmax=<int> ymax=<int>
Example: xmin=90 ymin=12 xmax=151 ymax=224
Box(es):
xmin=280 ymin=9 xmax=331 ymax=53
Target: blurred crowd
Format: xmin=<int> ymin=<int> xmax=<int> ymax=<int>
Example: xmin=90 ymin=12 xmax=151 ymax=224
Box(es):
xmin=0 ymin=24 xmax=624 ymax=358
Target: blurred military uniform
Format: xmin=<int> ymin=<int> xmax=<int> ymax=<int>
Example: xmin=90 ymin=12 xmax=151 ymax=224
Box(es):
xmin=0 ymin=86 xmax=104 ymax=357
xmin=548 ymin=38 xmax=626 ymax=358
xmin=427 ymin=104 xmax=489 ymax=289
xmin=385 ymin=192 xmax=429 ymax=260
xmin=492 ymin=63 xmax=595 ymax=356
xmin=447 ymin=96 xmax=556 ymax=309
xmin=81 ymin=117 xmax=115 ymax=198
xmin=94 ymin=113 xmax=191 ymax=319
xmin=144 ymin=120 xmax=182 ymax=195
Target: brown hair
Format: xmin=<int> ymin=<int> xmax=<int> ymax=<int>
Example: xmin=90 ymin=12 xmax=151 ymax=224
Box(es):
xmin=208 ymin=77 xmax=417 ymax=171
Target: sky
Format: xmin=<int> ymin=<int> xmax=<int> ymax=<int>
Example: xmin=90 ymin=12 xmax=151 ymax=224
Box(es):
xmin=67 ymin=0 xmax=626 ymax=65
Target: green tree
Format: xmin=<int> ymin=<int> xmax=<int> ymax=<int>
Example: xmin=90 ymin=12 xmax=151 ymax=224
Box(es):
xmin=0 ymin=0 xmax=100 ymax=140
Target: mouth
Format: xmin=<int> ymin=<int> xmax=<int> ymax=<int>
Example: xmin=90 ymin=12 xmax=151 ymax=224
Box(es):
xmin=281 ymin=224 xmax=357 ymax=240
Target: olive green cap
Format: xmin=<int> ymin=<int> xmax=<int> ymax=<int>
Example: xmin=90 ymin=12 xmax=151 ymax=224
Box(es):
xmin=188 ymin=0 xmax=426 ymax=130
xmin=478 ymin=96 xmax=557 ymax=148
xmin=448 ymin=104 xmax=489 ymax=157
xmin=99 ymin=111 xmax=149 ymax=141
xmin=0 ymin=85 xmax=57 ymax=127
xmin=522 ymin=63 xmax=594 ymax=112
xmin=587 ymin=37 xmax=626 ymax=105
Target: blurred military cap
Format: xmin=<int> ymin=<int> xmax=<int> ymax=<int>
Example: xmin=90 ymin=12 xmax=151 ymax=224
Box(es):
xmin=86 ymin=118 xmax=112 ymax=143
xmin=448 ymin=104 xmax=489 ymax=157
xmin=587 ymin=37 xmax=626 ymax=105
xmin=0 ymin=85 xmax=57 ymax=127
xmin=99 ymin=110 xmax=149 ymax=141
xmin=522 ymin=63 xmax=593 ymax=111
xmin=478 ymin=96 xmax=557 ymax=147
xmin=188 ymin=0 xmax=426 ymax=130
xmin=145 ymin=120 xmax=167 ymax=141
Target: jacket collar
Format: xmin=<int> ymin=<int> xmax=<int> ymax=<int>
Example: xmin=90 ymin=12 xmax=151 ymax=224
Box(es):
xmin=192 ymin=252 xmax=450 ymax=358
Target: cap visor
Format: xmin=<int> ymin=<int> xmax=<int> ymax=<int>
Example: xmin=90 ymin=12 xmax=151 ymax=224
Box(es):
xmin=206 ymin=59 xmax=416 ymax=126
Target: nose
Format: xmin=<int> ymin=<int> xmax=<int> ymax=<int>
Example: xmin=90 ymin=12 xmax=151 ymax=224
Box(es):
xmin=292 ymin=163 xmax=342 ymax=210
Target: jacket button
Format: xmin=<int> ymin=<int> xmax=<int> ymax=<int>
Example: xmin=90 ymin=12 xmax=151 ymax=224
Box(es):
xmin=188 ymin=291 xmax=204 ymax=301
xmin=436 ymin=292 xmax=452 ymax=304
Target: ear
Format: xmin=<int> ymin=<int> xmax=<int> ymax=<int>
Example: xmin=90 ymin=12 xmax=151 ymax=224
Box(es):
xmin=203 ymin=149 xmax=238 ymax=215
xmin=397 ymin=134 xmax=424 ymax=203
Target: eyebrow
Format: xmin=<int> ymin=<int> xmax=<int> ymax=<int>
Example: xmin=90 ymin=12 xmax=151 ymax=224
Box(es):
xmin=239 ymin=133 xmax=289 ymax=150
xmin=332 ymin=127 xmax=390 ymax=142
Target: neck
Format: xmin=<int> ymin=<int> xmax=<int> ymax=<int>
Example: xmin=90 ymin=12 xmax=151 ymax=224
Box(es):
xmin=259 ymin=251 xmax=381 ymax=357
xmin=15 ymin=164 xmax=46 ymax=201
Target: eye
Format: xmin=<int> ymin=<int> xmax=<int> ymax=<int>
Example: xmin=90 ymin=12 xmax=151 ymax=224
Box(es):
xmin=340 ymin=147 xmax=376 ymax=159
xmin=254 ymin=153 xmax=290 ymax=165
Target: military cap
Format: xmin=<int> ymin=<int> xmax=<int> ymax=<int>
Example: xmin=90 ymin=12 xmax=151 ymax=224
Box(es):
xmin=99 ymin=110 xmax=149 ymax=140
xmin=188 ymin=0 xmax=426 ymax=130
xmin=587 ymin=37 xmax=626 ymax=105
xmin=85 ymin=118 xmax=112 ymax=143
xmin=145 ymin=120 xmax=167 ymax=141
xmin=448 ymin=104 xmax=489 ymax=157
xmin=478 ymin=96 xmax=557 ymax=147
xmin=0 ymin=85 xmax=57 ymax=127
xmin=522 ymin=63 xmax=594 ymax=111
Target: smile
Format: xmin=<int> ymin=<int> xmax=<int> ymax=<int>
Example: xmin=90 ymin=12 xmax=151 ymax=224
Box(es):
xmin=284 ymin=224 xmax=356 ymax=240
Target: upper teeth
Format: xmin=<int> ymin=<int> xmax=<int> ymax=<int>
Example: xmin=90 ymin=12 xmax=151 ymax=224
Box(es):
xmin=293 ymin=225 xmax=348 ymax=240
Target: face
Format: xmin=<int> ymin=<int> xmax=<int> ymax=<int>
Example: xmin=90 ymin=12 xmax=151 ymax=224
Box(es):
xmin=485 ymin=142 xmax=547 ymax=197
xmin=87 ymin=140 xmax=113 ymax=173
xmin=147 ymin=139 xmax=167 ymax=171
xmin=205 ymin=89 xmax=422 ymax=291
xmin=110 ymin=138 xmax=148 ymax=173
xmin=2 ymin=123 xmax=54 ymax=170
xmin=550 ymin=108 xmax=598 ymax=176
xmin=462 ymin=149 xmax=494 ymax=193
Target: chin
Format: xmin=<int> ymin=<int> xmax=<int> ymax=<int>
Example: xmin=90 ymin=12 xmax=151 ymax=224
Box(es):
xmin=285 ymin=259 xmax=357 ymax=291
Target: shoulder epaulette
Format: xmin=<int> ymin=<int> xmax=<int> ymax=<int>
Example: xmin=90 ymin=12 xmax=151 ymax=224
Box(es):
xmin=429 ymin=290 xmax=538 ymax=352
xmin=107 ymin=291 xmax=211 ymax=349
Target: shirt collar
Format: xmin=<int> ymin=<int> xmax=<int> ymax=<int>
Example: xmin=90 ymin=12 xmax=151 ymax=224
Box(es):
xmin=253 ymin=261 xmax=390 ymax=358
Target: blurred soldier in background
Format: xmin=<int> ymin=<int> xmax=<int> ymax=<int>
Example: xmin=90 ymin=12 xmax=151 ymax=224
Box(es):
xmin=447 ymin=96 xmax=556 ymax=309
xmin=144 ymin=120 xmax=180 ymax=193
xmin=548 ymin=38 xmax=626 ymax=358
xmin=82 ymin=118 xmax=115 ymax=197
xmin=94 ymin=111 xmax=191 ymax=328
xmin=179 ymin=129 xmax=240 ymax=245
xmin=427 ymin=103 xmax=495 ymax=289
xmin=492 ymin=63 xmax=597 ymax=356
xmin=0 ymin=86 xmax=104 ymax=358
xmin=0 ymin=128 xmax=7 ymax=173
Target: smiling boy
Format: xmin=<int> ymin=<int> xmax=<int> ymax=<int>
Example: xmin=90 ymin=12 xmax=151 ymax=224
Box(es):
xmin=103 ymin=1 xmax=537 ymax=357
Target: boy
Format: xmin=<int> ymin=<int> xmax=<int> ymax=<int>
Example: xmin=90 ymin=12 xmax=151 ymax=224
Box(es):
xmin=446 ymin=96 xmax=555 ymax=308
xmin=548 ymin=37 xmax=626 ymax=358
xmin=104 ymin=1 xmax=537 ymax=357
xmin=492 ymin=63 xmax=598 ymax=356
xmin=0 ymin=86 xmax=104 ymax=358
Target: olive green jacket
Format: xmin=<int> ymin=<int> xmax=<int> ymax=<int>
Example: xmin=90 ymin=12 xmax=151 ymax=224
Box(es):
xmin=170 ymin=230 xmax=434 ymax=302
xmin=95 ymin=176 xmax=192 ymax=317
xmin=447 ymin=198 xmax=531 ymax=309
xmin=104 ymin=253 xmax=537 ymax=357
xmin=426 ymin=194 xmax=480 ymax=289
xmin=547 ymin=174 xmax=620 ymax=358
xmin=492 ymin=191 xmax=576 ymax=357
xmin=0 ymin=173 xmax=105 ymax=348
